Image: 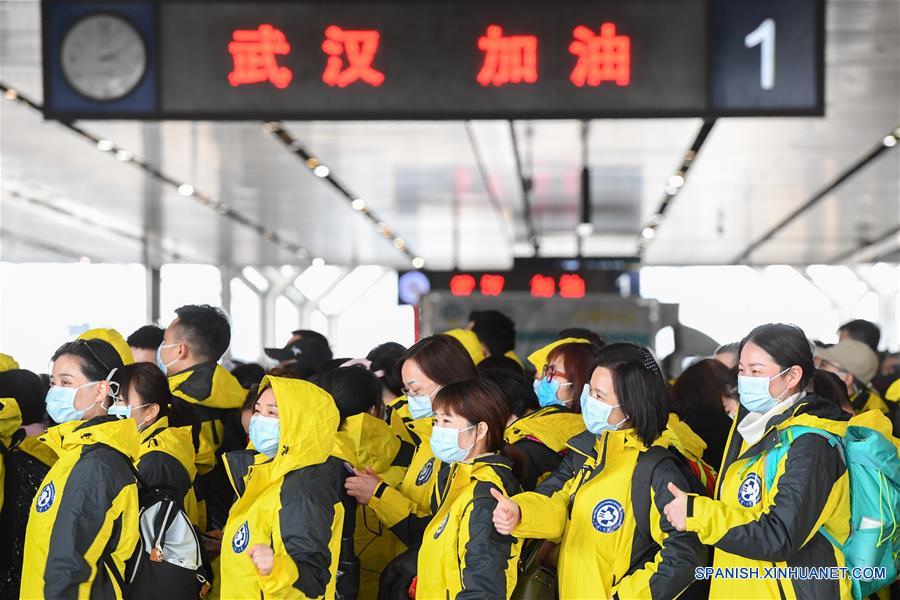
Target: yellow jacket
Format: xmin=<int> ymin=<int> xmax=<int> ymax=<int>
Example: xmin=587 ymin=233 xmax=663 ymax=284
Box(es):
xmin=850 ymin=388 xmax=890 ymax=415
xmin=168 ymin=362 xmax=247 ymax=475
xmin=21 ymin=417 xmax=140 ymax=600
xmin=137 ymin=417 xmax=201 ymax=527
xmin=513 ymin=428 xmax=708 ymax=599
xmin=0 ymin=397 xmax=22 ymax=514
xmin=417 ymin=455 xmax=524 ymax=599
xmin=220 ymin=376 xmax=344 ymax=599
xmin=368 ymin=414 xmax=443 ymax=528
xmin=685 ymin=393 xmax=852 ymax=599
xmin=504 ymin=406 xmax=586 ymax=490
xmin=337 ymin=413 xmax=412 ymax=599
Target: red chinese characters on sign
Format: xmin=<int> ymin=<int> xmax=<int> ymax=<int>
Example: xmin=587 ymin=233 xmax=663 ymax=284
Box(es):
xmin=450 ymin=274 xmax=477 ymax=297
xmin=322 ymin=26 xmax=385 ymax=87
xmin=559 ymin=274 xmax=586 ymax=298
xmin=480 ymin=274 xmax=506 ymax=296
xmin=569 ymin=23 xmax=631 ymax=87
xmin=477 ymin=25 xmax=539 ymax=87
xmin=530 ymin=274 xmax=556 ymax=298
xmin=228 ymin=24 xmax=293 ymax=89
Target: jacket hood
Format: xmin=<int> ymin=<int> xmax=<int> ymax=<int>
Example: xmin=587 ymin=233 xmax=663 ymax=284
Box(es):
xmin=338 ymin=412 xmax=401 ymax=473
xmin=169 ymin=362 xmax=247 ymax=409
xmin=141 ymin=416 xmax=197 ymax=480
xmin=771 ymin=393 xmax=849 ymax=437
xmin=259 ymin=375 xmax=339 ymax=479
xmin=659 ymin=413 xmax=707 ymax=461
xmin=41 ymin=415 xmax=141 ymax=461
xmin=78 ymin=328 xmax=135 ymax=365
xmin=527 ymin=337 xmax=590 ymax=373
xmin=443 ymin=329 xmax=485 ymax=365
xmin=505 ymin=406 xmax=586 ymax=453
xmin=0 ymin=397 xmax=22 ymax=448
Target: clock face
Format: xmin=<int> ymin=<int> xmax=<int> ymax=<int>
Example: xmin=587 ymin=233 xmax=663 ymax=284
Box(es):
xmin=61 ymin=14 xmax=147 ymax=101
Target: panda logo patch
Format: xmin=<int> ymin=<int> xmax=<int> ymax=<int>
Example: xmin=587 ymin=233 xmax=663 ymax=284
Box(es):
xmin=591 ymin=499 xmax=624 ymax=533
xmin=434 ymin=514 xmax=450 ymax=539
xmin=416 ymin=458 xmax=435 ymax=486
xmin=232 ymin=521 xmax=250 ymax=553
xmin=36 ymin=482 xmax=55 ymax=513
xmin=738 ymin=473 xmax=762 ymax=507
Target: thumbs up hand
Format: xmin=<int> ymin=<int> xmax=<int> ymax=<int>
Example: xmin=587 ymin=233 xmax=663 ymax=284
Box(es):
xmin=491 ymin=487 xmax=521 ymax=535
xmin=663 ymin=482 xmax=689 ymax=531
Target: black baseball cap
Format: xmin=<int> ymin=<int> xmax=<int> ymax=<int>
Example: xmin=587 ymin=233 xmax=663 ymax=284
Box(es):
xmin=264 ymin=337 xmax=332 ymax=375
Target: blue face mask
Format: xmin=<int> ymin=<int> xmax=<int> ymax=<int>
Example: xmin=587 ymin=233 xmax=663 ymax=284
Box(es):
xmin=108 ymin=403 xmax=153 ymax=429
xmin=45 ymin=368 xmax=118 ymax=424
xmin=249 ymin=415 xmax=280 ymax=458
xmin=46 ymin=383 xmax=97 ymax=424
xmin=407 ymin=391 xmax=436 ymax=420
xmin=579 ymin=384 xmax=626 ymax=435
xmin=534 ymin=378 xmax=571 ymax=408
xmin=156 ymin=344 xmax=179 ymax=376
xmin=430 ymin=424 xmax=476 ymax=464
xmin=738 ymin=367 xmax=791 ymax=414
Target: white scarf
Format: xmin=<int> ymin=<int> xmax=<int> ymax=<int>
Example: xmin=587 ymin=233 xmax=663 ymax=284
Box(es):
xmin=737 ymin=391 xmax=805 ymax=447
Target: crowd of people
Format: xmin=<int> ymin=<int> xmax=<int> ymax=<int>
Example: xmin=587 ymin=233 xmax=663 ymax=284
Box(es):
xmin=1 ymin=305 xmax=899 ymax=599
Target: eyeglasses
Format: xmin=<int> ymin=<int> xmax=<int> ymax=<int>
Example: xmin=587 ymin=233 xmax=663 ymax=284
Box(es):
xmin=71 ymin=338 xmax=111 ymax=373
xmin=541 ymin=364 xmax=569 ymax=381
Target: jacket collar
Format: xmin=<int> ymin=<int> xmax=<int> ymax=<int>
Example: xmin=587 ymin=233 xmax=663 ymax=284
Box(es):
xmin=42 ymin=415 xmax=141 ymax=461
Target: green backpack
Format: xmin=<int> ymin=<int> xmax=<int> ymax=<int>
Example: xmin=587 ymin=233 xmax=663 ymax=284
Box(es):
xmin=763 ymin=421 xmax=900 ymax=599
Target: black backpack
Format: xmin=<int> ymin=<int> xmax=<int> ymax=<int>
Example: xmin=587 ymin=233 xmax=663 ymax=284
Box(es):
xmin=632 ymin=446 xmax=710 ymax=600
xmin=113 ymin=453 xmax=212 ymax=600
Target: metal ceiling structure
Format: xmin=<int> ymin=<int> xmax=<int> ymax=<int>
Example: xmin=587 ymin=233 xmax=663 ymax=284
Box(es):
xmin=1 ymin=0 xmax=898 ymax=269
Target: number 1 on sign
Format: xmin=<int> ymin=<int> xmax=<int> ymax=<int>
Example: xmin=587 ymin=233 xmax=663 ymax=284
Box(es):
xmin=744 ymin=18 xmax=775 ymax=90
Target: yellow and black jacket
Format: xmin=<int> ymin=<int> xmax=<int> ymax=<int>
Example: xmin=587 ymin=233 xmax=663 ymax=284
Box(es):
xmin=386 ymin=395 xmax=416 ymax=449
xmin=369 ymin=408 xmax=445 ymax=533
xmin=0 ymin=397 xmax=22 ymax=513
xmin=220 ymin=376 xmax=345 ymax=599
xmin=334 ymin=412 xmax=413 ymax=600
xmin=512 ymin=428 xmax=708 ymax=599
xmin=0 ymin=399 xmax=57 ymax=598
xmin=167 ymin=362 xmax=247 ymax=475
xmin=20 ymin=416 xmax=140 ymax=599
xmin=850 ymin=387 xmax=889 ymax=415
xmin=504 ymin=405 xmax=586 ymax=490
xmin=137 ymin=416 xmax=201 ymax=527
xmin=685 ymin=393 xmax=851 ymax=599
xmin=388 ymin=454 xmax=523 ymax=598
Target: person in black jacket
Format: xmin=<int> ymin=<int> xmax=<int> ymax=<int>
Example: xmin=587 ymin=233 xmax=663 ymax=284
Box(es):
xmin=671 ymin=358 xmax=736 ymax=468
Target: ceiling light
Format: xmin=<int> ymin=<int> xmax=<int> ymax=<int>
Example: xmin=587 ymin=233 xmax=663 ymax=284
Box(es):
xmin=412 ymin=256 xmax=426 ymax=269
xmin=115 ymin=150 xmax=133 ymax=162
xmin=641 ymin=227 xmax=656 ymax=239
xmin=312 ymin=257 xmax=326 ymax=267
xmin=575 ymin=222 xmax=594 ymax=237
xmin=667 ymin=174 xmax=685 ymax=188
xmin=177 ymin=184 xmax=194 ymax=197
xmin=4 ymin=89 xmax=17 ymax=100
xmin=665 ymin=185 xmax=679 ymax=196
xmin=313 ymin=164 xmax=330 ymax=178
xmin=393 ymin=237 xmax=406 ymax=249
xmin=883 ymin=135 xmax=898 ymax=148
xmin=96 ymin=139 xmax=114 ymax=152
xmin=351 ymin=198 xmax=367 ymax=211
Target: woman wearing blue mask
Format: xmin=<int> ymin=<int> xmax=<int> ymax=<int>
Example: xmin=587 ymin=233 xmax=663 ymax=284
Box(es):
xmin=382 ymin=378 xmax=524 ymax=598
xmin=21 ymin=339 xmax=141 ymax=599
xmin=110 ymin=362 xmax=203 ymax=528
xmin=662 ymin=323 xmax=853 ymax=599
xmin=220 ymin=376 xmax=347 ymax=599
xmin=491 ymin=343 xmax=707 ymax=599
xmin=504 ymin=341 xmax=596 ymax=490
xmin=346 ymin=335 xmax=477 ymax=528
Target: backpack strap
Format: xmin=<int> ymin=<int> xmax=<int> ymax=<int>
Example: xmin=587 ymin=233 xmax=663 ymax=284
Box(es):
xmin=631 ymin=446 xmax=674 ymax=542
xmin=762 ymin=426 xmax=843 ymax=492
